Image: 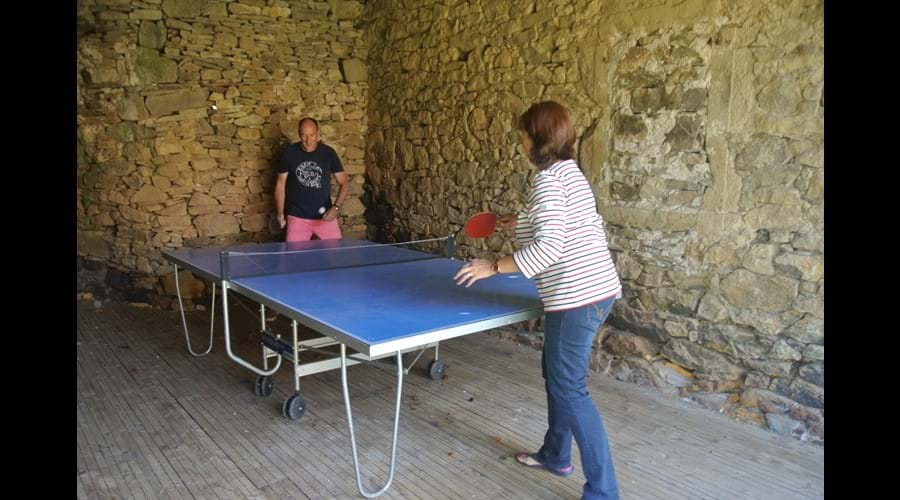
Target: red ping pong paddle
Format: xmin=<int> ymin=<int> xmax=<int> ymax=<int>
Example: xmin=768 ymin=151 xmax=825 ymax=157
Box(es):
xmin=463 ymin=212 xmax=497 ymax=238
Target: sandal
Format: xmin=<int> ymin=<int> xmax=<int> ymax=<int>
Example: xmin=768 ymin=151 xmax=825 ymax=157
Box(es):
xmin=515 ymin=452 xmax=574 ymax=477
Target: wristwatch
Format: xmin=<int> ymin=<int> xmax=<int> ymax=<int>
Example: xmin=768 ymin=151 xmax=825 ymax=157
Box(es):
xmin=333 ymin=204 xmax=342 ymax=211
xmin=491 ymin=260 xmax=500 ymax=273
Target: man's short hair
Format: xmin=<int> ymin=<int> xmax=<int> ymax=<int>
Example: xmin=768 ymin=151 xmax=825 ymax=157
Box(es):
xmin=298 ymin=117 xmax=319 ymax=130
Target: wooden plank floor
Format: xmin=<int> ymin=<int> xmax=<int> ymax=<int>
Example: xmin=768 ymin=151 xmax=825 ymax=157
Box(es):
xmin=77 ymin=301 xmax=824 ymax=499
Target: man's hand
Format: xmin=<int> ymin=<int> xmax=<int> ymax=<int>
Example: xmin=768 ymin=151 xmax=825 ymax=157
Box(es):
xmin=498 ymin=214 xmax=517 ymax=230
xmin=322 ymin=207 xmax=339 ymax=221
xmin=277 ymin=214 xmax=286 ymax=229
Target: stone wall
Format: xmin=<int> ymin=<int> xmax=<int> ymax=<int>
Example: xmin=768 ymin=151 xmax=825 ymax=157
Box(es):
xmin=76 ymin=0 xmax=370 ymax=305
xmin=363 ymin=0 xmax=823 ymax=443
xmin=76 ymin=0 xmax=825 ymax=444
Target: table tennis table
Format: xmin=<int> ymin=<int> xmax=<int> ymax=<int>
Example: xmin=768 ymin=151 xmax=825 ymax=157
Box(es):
xmin=162 ymin=237 xmax=544 ymax=497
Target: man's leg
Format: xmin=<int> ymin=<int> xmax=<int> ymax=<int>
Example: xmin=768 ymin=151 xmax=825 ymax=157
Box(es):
xmin=312 ymin=219 xmax=342 ymax=239
xmin=286 ymin=216 xmax=315 ymax=242
xmin=271 ymin=216 xmax=315 ymax=321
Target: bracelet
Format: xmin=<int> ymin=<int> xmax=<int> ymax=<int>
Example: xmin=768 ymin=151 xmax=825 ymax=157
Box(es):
xmin=492 ymin=260 xmax=500 ymax=273
xmin=334 ymin=204 xmax=341 ymax=211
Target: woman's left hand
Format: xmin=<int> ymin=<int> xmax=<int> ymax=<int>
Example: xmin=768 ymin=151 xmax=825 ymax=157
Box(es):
xmin=454 ymin=259 xmax=496 ymax=288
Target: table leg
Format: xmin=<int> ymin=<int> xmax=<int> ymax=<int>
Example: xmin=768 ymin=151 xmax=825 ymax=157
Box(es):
xmin=292 ymin=320 xmax=301 ymax=394
xmin=341 ymin=343 xmax=403 ymax=498
xmin=221 ymin=280 xmax=282 ymax=376
xmin=174 ymin=264 xmax=214 ymax=357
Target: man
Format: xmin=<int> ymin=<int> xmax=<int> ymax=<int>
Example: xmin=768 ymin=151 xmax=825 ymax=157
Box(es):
xmin=275 ymin=117 xmax=349 ymax=241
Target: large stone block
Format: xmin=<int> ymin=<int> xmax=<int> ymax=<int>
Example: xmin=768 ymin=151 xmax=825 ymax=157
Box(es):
xmin=131 ymin=185 xmax=168 ymax=205
xmin=139 ymin=21 xmax=166 ymax=49
xmin=161 ymin=0 xmax=208 ymax=18
xmin=146 ymin=89 xmax=210 ymax=117
xmin=78 ymin=230 xmax=110 ymax=259
xmin=773 ymin=377 xmax=824 ymax=409
xmin=799 ymin=361 xmax=824 ymax=386
xmin=117 ymin=94 xmax=150 ymax=121
xmin=698 ymin=325 xmax=773 ymax=360
xmin=742 ymin=244 xmax=778 ymax=275
xmin=338 ymin=58 xmax=367 ymax=83
xmin=240 ymin=214 xmax=268 ymax=232
xmin=340 ymin=197 xmax=366 ymax=217
xmin=720 ymin=269 xmax=798 ymax=312
xmin=664 ymin=115 xmax=703 ymax=153
xmin=774 ymin=252 xmax=823 ymax=282
xmin=660 ymin=339 xmax=744 ymax=378
xmin=131 ymin=48 xmax=177 ymax=84
xmin=602 ymin=328 xmax=659 ymax=357
xmin=333 ymin=0 xmax=364 ymax=20
xmin=784 ymin=316 xmax=824 ymax=344
xmin=194 ymin=213 xmax=240 ymax=237
xmin=743 ymin=358 xmax=794 ymax=378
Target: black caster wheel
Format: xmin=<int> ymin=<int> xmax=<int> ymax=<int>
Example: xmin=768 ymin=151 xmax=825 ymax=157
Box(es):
xmin=283 ymin=393 xmax=307 ymax=421
xmin=254 ymin=375 xmax=274 ymax=397
xmin=428 ymin=359 xmax=446 ymax=380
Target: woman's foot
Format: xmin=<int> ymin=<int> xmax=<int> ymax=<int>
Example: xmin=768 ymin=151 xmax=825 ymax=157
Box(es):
xmin=515 ymin=452 xmax=574 ymax=477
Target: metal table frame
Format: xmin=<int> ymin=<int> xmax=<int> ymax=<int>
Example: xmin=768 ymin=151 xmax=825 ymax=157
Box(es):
xmin=165 ymin=236 xmax=544 ymax=497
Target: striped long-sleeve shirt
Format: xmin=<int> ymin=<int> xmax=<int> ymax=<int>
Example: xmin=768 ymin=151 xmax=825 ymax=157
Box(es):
xmin=512 ymin=159 xmax=622 ymax=312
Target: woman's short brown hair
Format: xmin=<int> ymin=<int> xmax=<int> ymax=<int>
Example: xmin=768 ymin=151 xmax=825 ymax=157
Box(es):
xmin=517 ymin=101 xmax=576 ymax=169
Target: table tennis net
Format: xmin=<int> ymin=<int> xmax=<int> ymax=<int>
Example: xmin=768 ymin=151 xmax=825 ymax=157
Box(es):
xmin=220 ymin=237 xmax=451 ymax=279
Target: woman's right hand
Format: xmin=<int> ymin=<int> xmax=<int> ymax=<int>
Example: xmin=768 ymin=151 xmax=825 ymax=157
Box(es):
xmin=498 ymin=214 xmax=517 ymax=230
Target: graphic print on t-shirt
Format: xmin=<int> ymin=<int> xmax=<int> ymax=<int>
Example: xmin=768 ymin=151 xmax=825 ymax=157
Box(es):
xmin=295 ymin=161 xmax=323 ymax=188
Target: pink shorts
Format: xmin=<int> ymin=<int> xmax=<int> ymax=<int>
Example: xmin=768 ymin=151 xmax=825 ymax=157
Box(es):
xmin=286 ymin=215 xmax=342 ymax=241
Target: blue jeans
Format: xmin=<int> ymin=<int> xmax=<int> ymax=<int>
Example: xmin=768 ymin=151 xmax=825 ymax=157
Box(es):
xmin=537 ymin=296 xmax=619 ymax=500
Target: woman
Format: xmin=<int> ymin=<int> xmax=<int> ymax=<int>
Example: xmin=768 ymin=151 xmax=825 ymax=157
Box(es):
xmin=455 ymin=101 xmax=621 ymax=500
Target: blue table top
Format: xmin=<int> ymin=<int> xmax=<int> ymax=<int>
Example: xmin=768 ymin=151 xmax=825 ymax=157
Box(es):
xmin=163 ymin=239 xmax=544 ymax=356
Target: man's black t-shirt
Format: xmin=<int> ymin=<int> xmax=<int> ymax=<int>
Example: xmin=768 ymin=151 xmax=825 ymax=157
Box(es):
xmin=277 ymin=142 xmax=344 ymax=219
